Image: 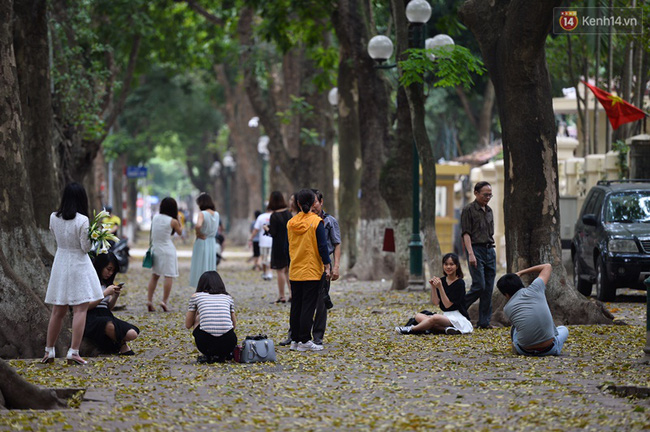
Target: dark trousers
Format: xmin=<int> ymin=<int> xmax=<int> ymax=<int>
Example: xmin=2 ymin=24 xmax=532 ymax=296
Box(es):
xmin=193 ymin=327 xmax=237 ymax=360
xmin=464 ymin=245 xmax=496 ymax=327
xmin=289 ymin=279 xmax=321 ymax=343
xmin=312 ymin=276 xmax=329 ymax=344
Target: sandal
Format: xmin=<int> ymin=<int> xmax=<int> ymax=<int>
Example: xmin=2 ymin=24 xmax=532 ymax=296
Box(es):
xmin=147 ymin=302 xmax=155 ymax=312
xmin=119 ymin=343 xmax=135 ymax=356
xmin=41 ymin=347 xmax=55 ymax=364
xmin=66 ymin=348 xmax=87 ymax=365
xmin=159 ymin=302 xmax=169 ymax=312
xmin=273 ymin=298 xmax=287 ymax=303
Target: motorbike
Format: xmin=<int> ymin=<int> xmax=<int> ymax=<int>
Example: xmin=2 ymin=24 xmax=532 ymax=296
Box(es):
xmin=110 ymin=238 xmax=130 ymax=273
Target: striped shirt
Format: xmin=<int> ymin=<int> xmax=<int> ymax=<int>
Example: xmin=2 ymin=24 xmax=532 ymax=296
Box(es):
xmin=187 ymin=293 xmax=234 ymax=337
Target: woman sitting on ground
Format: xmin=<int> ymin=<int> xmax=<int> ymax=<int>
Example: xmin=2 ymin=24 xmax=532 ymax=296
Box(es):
xmin=185 ymin=271 xmax=237 ymax=363
xmin=84 ymin=252 xmax=140 ymax=355
xmin=395 ymin=253 xmax=473 ymax=335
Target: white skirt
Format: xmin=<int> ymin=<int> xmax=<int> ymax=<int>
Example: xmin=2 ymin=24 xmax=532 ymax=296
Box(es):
xmin=444 ymin=310 xmax=473 ymax=334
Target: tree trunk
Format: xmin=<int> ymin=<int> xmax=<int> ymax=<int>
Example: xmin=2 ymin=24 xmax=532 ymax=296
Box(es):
xmin=332 ymin=0 xmax=395 ymax=280
xmin=335 ymin=65 xmax=362 ymax=271
xmin=214 ymin=64 xmax=262 ymax=220
xmin=379 ymin=86 xmax=413 ymax=289
xmin=392 ymin=0 xmax=442 ymax=280
xmin=0 ymin=359 xmax=66 ymax=409
xmin=13 ymin=0 xmax=61 ymax=229
xmin=477 ymin=80 xmax=495 ymax=148
xmin=1 ymin=0 xmax=67 ymax=358
xmin=459 ymin=0 xmax=611 ymax=325
xmin=566 ymin=35 xmax=589 ymax=157
xmin=614 ymin=40 xmax=634 ymax=141
xmin=238 ymin=7 xmax=322 ymax=194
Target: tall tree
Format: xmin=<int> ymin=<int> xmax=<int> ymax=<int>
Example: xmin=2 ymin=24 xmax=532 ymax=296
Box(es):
xmin=391 ymin=0 xmax=443 ymax=281
xmin=459 ymin=0 xmax=610 ymax=323
xmin=214 ymin=64 xmax=263 ymax=226
xmin=1 ymin=0 xmax=62 ymax=358
xmin=236 ymin=7 xmax=334 ymax=199
xmin=333 ymin=0 xmax=398 ymax=280
xmin=49 ymin=0 xmax=143 ymax=192
xmin=13 ymin=0 xmax=61 ymax=228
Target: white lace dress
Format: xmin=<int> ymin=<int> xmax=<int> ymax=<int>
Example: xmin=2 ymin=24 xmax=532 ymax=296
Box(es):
xmin=45 ymin=212 xmax=103 ymax=306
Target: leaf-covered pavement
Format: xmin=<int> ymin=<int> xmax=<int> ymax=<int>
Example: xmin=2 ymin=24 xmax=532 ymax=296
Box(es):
xmin=2 ymin=249 xmax=650 ymax=431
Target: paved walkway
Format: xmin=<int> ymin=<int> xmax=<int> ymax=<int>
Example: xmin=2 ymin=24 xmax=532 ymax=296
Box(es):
xmin=3 ymin=255 xmax=649 ymax=430
xmin=129 ymin=247 xmax=250 ymax=259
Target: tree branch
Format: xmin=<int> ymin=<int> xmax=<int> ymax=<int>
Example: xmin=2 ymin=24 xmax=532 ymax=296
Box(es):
xmin=455 ymin=86 xmax=478 ymax=130
xmin=237 ymin=7 xmax=294 ymax=180
xmin=101 ymin=34 xmax=142 ymax=138
xmin=182 ymin=0 xmax=223 ymax=26
xmin=477 ymin=80 xmax=495 ymax=147
xmin=100 ymin=50 xmax=116 ymax=114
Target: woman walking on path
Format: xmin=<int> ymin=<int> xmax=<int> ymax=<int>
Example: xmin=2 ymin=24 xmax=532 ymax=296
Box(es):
xmin=189 ymin=193 xmax=220 ymax=288
xmin=249 ymin=207 xmax=273 ymax=280
xmin=85 ymin=252 xmax=140 ymax=355
xmin=287 ymin=189 xmax=331 ymax=352
xmin=395 ymin=253 xmax=473 ymax=335
xmin=147 ymin=197 xmax=183 ymax=312
xmin=185 ymin=271 xmax=237 ymax=363
xmin=267 ymin=191 xmax=292 ymax=303
xmin=42 ymin=182 xmax=104 ymax=365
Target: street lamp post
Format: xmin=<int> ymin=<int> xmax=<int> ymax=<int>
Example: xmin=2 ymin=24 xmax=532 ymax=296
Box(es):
xmin=257 ymin=135 xmax=270 ymax=209
xmin=367 ymin=0 xmax=454 ymax=287
xmin=222 ymin=152 xmax=236 ymax=232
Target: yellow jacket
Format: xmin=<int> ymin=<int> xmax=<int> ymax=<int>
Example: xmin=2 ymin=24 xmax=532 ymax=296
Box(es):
xmin=288 ymin=212 xmax=325 ymax=281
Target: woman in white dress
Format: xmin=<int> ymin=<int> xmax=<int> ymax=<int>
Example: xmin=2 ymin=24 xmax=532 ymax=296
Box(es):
xmin=146 ymin=197 xmax=183 ymax=312
xmin=42 ymin=182 xmax=104 ymax=365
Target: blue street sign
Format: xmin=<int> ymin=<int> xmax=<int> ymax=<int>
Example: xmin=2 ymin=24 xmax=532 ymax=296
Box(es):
xmin=126 ymin=166 xmax=148 ymax=178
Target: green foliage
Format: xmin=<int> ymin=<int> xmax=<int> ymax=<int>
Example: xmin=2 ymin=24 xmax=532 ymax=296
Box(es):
xmin=106 ymin=68 xmax=224 ymax=195
xmin=146 ymin=156 xmax=196 ymax=199
xmin=308 ymin=46 xmax=339 ymax=91
xmin=276 ymin=95 xmax=314 ymax=125
xmin=545 ymin=0 xmax=650 ymax=97
xmin=143 ymin=1 xmax=227 ymax=70
xmin=398 ymin=45 xmax=485 ymax=89
xmin=300 ymin=128 xmax=321 ymax=146
xmin=49 ymin=0 xmax=114 ymax=141
xmin=247 ymin=0 xmax=336 ymax=53
xmin=612 ymin=139 xmax=630 ymax=179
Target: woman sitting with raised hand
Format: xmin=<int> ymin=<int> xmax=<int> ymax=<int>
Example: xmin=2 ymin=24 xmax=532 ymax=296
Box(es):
xmin=185 ymin=271 xmax=237 ymax=363
xmin=84 ymin=252 xmax=140 ymax=355
xmin=395 ymin=253 xmax=473 ymax=335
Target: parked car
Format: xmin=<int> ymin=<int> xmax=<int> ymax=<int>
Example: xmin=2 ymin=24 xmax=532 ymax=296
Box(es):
xmin=571 ymin=180 xmax=650 ymax=301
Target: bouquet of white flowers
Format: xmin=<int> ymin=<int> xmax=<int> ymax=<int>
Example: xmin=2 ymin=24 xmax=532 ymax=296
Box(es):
xmin=88 ymin=209 xmax=119 ymax=255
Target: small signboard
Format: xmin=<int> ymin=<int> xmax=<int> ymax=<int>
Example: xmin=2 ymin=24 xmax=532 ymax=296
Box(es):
xmin=126 ymin=166 xmax=148 ymax=178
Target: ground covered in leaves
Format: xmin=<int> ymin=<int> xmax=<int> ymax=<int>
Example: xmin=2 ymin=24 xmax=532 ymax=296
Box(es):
xmin=2 ymin=245 xmax=650 ymax=431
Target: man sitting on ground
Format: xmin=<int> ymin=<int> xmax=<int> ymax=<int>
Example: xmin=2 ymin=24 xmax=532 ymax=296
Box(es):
xmin=497 ymin=263 xmax=568 ymax=357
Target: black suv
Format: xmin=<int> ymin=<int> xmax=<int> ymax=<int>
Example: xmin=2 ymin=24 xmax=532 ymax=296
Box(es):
xmin=572 ymin=180 xmax=650 ymax=301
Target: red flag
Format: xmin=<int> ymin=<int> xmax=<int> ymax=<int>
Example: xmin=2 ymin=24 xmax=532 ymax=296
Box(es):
xmin=582 ymin=81 xmax=647 ymax=130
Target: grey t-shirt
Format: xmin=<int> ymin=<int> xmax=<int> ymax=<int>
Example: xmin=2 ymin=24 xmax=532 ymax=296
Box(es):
xmin=503 ymin=277 xmax=557 ymax=347
xmin=322 ymin=213 xmax=341 ymax=256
